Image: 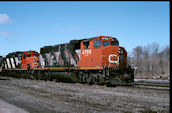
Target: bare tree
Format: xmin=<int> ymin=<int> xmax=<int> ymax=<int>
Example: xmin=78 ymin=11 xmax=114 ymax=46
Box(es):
xmin=132 ymin=46 xmax=143 ymax=60
xmin=142 ymin=45 xmax=150 ymax=59
xmin=129 ymin=43 xmax=169 ymax=79
xmin=150 ymin=42 xmax=159 ymax=56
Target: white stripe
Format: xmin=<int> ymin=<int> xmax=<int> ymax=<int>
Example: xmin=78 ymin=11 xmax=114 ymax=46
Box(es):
xmin=5 ymin=63 xmax=7 ymax=69
xmin=10 ymin=58 xmax=15 ymax=68
xmin=6 ymin=58 xmax=11 ymax=69
xmin=15 ymin=57 xmax=19 ymax=66
xmin=39 ymin=55 xmax=45 ymax=68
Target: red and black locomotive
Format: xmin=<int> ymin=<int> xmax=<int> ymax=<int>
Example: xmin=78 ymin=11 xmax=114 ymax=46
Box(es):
xmin=1 ymin=36 xmax=134 ymax=86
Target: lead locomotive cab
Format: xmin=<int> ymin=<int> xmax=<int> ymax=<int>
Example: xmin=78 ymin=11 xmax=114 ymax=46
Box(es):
xmin=77 ymin=36 xmax=133 ymax=85
xmin=78 ymin=36 xmax=126 ymax=68
xmin=22 ymin=51 xmax=39 ymax=69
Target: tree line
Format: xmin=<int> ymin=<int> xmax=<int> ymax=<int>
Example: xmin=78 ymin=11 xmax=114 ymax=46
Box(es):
xmin=127 ymin=42 xmax=169 ymax=78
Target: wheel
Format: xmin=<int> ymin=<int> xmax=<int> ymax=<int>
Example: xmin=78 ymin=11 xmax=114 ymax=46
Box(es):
xmin=78 ymin=72 xmax=84 ymax=83
xmin=106 ymin=81 xmax=117 ymax=87
xmin=90 ymin=77 xmax=96 ymax=85
xmin=99 ymin=77 xmax=105 ymax=85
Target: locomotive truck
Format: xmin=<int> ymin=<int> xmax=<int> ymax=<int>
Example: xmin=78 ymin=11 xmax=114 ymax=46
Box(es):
xmin=1 ymin=36 xmax=134 ymax=86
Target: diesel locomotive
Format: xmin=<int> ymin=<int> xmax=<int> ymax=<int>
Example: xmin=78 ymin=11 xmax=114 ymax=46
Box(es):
xmin=1 ymin=36 xmax=134 ymax=86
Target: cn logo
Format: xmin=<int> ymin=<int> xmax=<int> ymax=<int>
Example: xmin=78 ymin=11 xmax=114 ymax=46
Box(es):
xmin=109 ymin=54 xmax=119 ymax=64
xmin=82 ymin=50 xmax=91 ymax=56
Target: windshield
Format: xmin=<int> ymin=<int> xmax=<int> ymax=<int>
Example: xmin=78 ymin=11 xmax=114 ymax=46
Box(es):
xmin=27 ymin=52 xmax=32 ymax=57
xmin=103 ymin=41 xmax=110 ymax=46
xmin=94 ymin=40 xmax=101 ymax=48
xmin=33 ymin=52 xmax=38 ymax=57
xmin=111 ymin=41 xmax=119 ymax=46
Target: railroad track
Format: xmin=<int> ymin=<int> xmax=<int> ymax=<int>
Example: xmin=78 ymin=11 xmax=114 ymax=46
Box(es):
xmin=133 ymin=79 xmax=170 ymax=90
xmin=0 ymin=76 xmax=170 ymax=90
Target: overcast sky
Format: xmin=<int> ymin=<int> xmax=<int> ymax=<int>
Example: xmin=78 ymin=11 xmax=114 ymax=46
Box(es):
xmin=0 ymin=1 xmax=169 ymax=56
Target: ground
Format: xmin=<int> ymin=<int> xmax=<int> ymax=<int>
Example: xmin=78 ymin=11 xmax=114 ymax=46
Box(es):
xmin=0 ymin=77 xmax=169 ymax=113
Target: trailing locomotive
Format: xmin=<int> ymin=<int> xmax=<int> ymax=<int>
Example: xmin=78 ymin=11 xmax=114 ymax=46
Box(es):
xmin=2 ymin=36 xmax=134 ymax=86
xmin=2 ymin=51 xmax=39 ymax=78
xmin=3 ymin=51 xmax=23 ymax=69
xmin=2 ymin=51 xmax=39 ymax=69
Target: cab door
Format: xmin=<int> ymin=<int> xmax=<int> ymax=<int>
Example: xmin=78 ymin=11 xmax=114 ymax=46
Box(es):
xmin=78 ymin=40 xmax=92 ymax=67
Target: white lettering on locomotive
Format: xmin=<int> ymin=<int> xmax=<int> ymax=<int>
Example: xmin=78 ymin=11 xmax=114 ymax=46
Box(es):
xmin=82 ymin=49 xmax=91 ymax=56
xmin=109 ymin=54 xmax=119 ymax=64
xmin=102 ymin=37 xmax=109 ymax=40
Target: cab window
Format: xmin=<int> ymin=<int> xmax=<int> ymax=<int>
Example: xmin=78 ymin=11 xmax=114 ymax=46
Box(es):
xmin=103 ymin=41 xmax=110 ymax=46
xmin=94 ymin=40 xmax=101 ymax=48
xmin=33 ymin=52 xmax=37 ymax=57
xmin=83 ymin=41 xmax=90 ymax=49
xmin=27 ymin=52 xmax=32 ymax=57
xmin=111 ymin=41 xmax=119 ymax=45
